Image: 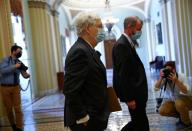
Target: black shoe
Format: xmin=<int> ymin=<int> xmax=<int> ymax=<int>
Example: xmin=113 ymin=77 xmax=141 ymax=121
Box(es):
xmin=16 ymin=127 xmax=23 ymax=131
xmin=176 ymin=119 xmax=182 ymax=126
xmin=186 ymin=125 xmax=192 ymax=130
xmin=11 ymin=124 xmax=17 ymax=131
xmin=176 ymin=121 xmax=192 ymax=129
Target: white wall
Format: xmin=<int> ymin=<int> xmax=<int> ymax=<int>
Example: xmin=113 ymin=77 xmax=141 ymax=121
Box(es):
xmin=150 ymin=0 xmax=166 ymax=58
xmin=58 ymin=7 xmax=71 ymax=65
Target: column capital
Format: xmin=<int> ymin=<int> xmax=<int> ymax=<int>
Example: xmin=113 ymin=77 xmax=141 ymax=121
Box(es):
xmin=51 ymin=10 xmax=59 ymax=17
xmin=28 ymin=1 xmax=51 ymax=11
xmin=69 ymin=25 xmax=75 ymax=31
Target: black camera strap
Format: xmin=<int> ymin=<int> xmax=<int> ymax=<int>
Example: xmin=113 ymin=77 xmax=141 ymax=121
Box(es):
xmin=20 ymin=79 xmax=30 ymax=91
xmin=8 ymin=56 xmax=14 ymax=64
xmin=169 ymin=73 xmax=178 ymax=93
xmin=159 ymin=79 xmax=168 ymax=99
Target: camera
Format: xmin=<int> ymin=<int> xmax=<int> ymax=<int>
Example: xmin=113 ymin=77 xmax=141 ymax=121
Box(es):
xmin=19 ymin=62 xmax=28 ymax=71
xmin=162 ymin=68 xmax=172 ymax=78
xmin=17 ymin=60 xmax=28 ymax=71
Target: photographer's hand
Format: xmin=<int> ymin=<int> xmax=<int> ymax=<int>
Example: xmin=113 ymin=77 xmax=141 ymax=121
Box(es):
xmin=154 ymin=70 xmax=164 ymax=90
xmin=21 ymin=71 xmax=30 ymax=78
xmin=168 ymin=72 xmax=177 ymax=82
xmin=15 ymin=62 xmax=21 ymax=69
xmin=160 ymin=69 xmax=165 ymax=78
xmin=168 ymin=73 xmax=188 ymax=94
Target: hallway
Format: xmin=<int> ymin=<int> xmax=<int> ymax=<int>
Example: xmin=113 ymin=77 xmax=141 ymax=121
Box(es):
xmin=0 ymin=0 xmax=192 ymax=131
xmin=0 ymin=69 xmax=191 ymax=131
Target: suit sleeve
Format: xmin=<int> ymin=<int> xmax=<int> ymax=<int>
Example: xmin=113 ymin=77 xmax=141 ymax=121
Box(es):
xmin=63 ymin=48 xmax=89 ymax=120
xmin=115 ymin=44 xmax=137 ymax=102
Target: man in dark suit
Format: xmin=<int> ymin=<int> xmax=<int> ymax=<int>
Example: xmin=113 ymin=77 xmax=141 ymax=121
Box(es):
xmin=63 ymin=12 xmax=109 ymax=131
xmin=112 ymin=16 xmax=149 ymax=131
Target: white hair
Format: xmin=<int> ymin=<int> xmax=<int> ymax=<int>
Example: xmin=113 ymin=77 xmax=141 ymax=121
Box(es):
xmin=75 ymin=12 xmax=101 ymax=36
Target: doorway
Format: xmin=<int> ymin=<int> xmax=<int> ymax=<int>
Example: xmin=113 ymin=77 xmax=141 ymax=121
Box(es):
xmin=11 ymin=15 xmax=32 ymax=108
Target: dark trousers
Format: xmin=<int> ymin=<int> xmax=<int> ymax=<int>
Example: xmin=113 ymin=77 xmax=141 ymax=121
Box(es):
xmin=121 ymin=101 xmax=149 ymax=131
xmin=70 ymin=118 xmax=107 ymax=131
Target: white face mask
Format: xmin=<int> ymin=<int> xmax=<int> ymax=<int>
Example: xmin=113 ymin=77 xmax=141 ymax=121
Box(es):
xmin=96 ymin=28 xmax=105 ymax=43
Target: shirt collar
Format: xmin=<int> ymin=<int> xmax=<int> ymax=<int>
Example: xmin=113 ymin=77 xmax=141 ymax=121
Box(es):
xmin=82 ymin=38 xmax=94 ymax=49
xmin=123 ymin=33 xmax=134 ymax=48
xmin=10 ymin=56 xmax=17 ymax=61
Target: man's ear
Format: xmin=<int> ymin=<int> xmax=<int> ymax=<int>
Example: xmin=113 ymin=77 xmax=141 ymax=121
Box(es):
xmin=12 ymin=51 xmax=16 ymax=55
xmin=127 ymin=24 xmax=131 ymax=28
xmin=85 ymin=26 xmax=91 ymax=34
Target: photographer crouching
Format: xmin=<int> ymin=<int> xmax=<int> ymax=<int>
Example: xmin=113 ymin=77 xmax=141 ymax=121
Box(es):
xmin=154 ymin=61 xmax=192 ymax=129
xmin=0 ymin=45 xmax=30 ymax=131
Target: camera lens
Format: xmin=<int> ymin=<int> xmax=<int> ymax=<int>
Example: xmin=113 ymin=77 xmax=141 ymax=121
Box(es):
xmin=162 ymin=68 xmax=171 ymax=78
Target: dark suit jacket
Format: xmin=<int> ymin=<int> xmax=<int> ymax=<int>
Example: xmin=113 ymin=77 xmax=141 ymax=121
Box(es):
xmin=63 ymin=37 xmax=110 ymax=127
xmin=112 ymin=34 xmax=148 ymax=103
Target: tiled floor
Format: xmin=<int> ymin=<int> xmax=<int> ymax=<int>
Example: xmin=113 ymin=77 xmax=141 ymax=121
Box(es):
xmin=0 ymin=69 xmax=192 ymax=131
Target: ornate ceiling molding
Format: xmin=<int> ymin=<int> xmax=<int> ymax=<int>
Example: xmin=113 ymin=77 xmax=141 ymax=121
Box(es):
xmin=28 ymin=1 xmax=51 ymax=11
xmin=62 ymin=0 xmax=145 ymax=10
xmin=51 ymin=10 xmax=59 ymax=16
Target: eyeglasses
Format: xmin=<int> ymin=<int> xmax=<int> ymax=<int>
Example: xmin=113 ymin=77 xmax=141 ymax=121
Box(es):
xmin=89 ymin=23 xmax=103 ymax=30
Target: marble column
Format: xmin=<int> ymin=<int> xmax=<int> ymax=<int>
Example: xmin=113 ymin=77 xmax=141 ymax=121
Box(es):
xmin=0 ymin=0 xmax=13 ymax=119
xmin=173 ymin=0 xmax=192 ymax=76
xmin=145 ymin=18 xmax=154 ymax=62
xmin=28 ymin=0 xmax=58 ymax=97
xmin=51 ymin=10 xmax=63 ymax=72
xmin=160 ymin=0 xmax=172 ymax=60
xmin=0 ymin=0 xmax=13 ymax=58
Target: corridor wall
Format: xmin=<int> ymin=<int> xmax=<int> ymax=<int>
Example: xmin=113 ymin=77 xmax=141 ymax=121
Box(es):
xmin=147 ymin=0 xmax=192 ymax=76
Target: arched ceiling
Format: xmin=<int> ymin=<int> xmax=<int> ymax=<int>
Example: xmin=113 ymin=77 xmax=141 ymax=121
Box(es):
xmin=48 ymin=0 xmax=147 ymax=11
xmin=61 ymin=0 xmax=145 ymax=10
xmin=48 ymin=0 xmax=149 ymax=19
xmin=47 ymin=0 xmax=150 ymax=26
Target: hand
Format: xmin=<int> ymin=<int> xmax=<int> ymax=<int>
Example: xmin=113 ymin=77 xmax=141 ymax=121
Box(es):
xmin=127 ymin=100 xmax=136 ymax=110
xmin=167 ymin=72 xmax=177 ymax=82
xmin=21 ymin=71 xmax=30 ymax=78
xmin=160 ymin=69 xmax=165 ymax=78
xmin=83 ymin=121 xmax=88 ymax=126
xmin=15 ymin=62 xmax=21 ymax=69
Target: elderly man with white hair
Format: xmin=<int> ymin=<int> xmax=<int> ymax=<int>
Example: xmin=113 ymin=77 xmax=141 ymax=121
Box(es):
xmin=63 ymin=12 xmax=109 ymax=131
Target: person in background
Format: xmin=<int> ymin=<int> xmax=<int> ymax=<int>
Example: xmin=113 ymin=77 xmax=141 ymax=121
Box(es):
xmin=0 ymin=44 xmax=30 ymax=131
xmin=63 ymin=12 xmax=109 ymax=131
xmin=112 ymin=16 xmax=149 ymax=131
xmin=155 ymin=61 xmax=192 ymax=129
